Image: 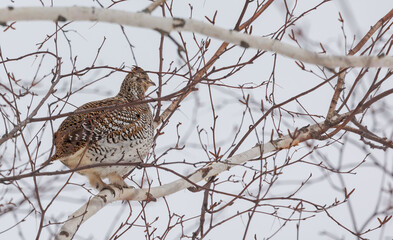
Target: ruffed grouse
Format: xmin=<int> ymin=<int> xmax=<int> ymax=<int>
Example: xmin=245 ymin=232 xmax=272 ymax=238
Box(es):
xmin=51 ymin=66 xmax=155 ymax=192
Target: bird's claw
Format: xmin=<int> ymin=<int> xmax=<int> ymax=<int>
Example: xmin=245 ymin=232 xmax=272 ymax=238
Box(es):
xmin=101 ymin=183 xmax=133 ymax=196
xmin=101 ymin=184 xmax=116 ymax=196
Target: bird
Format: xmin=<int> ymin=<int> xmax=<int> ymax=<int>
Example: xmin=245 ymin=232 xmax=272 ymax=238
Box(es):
xmin=51 ymin=66 xmax=155 ymax=193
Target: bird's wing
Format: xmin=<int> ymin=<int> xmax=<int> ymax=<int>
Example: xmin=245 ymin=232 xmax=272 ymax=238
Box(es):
xmin=51 ymin=98 xmax=143 ymax=160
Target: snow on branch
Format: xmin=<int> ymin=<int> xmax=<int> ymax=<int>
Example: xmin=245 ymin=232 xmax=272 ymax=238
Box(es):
xmin=55 ymin=113 xmax=348 ymax=240
xmin=0 ymin=6 xmax=392 ymax=69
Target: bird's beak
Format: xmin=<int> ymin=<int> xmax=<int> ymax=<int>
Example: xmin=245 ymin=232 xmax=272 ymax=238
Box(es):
xmin=148 ymin=80 xmax=156 ymax=87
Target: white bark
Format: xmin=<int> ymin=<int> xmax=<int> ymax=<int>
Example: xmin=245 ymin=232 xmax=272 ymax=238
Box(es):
xmin=55 ymin=113 xmax=346 ymax=239
xmin=0 ymin=7 xmax=392 ymax=68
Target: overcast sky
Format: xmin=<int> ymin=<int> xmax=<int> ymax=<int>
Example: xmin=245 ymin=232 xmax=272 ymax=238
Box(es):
xmin=1 ymin=0 xmax=393 ymax=239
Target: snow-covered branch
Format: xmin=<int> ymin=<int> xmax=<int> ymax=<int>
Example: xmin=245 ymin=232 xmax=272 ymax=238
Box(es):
xmin=55 ymin=112 xmax=349 ymax=240
xmin=0 ymin=7 xmax=392 ymax=69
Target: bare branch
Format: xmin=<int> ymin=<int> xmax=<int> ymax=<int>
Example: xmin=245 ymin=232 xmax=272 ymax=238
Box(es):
xmin=55 ymin=112 xmax=349 ymax=239
xmin=0 ymin=7 xmax=392 ymax=68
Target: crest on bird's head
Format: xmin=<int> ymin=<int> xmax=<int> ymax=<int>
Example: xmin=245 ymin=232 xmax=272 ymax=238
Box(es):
xmin=118 ymin=66 xmax=155 ymax=100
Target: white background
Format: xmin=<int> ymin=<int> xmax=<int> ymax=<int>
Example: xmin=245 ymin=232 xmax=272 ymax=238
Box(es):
xmin=1 ymin=0 xmax=393 ymax=239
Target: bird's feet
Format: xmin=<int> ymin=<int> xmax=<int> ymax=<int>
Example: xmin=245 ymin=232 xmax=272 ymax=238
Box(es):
xmin=108 ymin=173 xmax=132 ymax=191
xmin=100 ymin=183 xmax=117 ymax=196
xmin=87 ymin=173 xmax=132 ymax=196
xmin=87 ymin=174 xmax=118 ymax=196
xmin=99 ymin=182 xmax=134 ymax=196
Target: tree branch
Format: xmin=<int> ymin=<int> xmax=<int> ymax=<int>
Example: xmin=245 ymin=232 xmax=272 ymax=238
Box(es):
xmin=0 ymin=7 xmax=392 ymax=68
xmin=55 ymin=112 xmax=349 ymax=239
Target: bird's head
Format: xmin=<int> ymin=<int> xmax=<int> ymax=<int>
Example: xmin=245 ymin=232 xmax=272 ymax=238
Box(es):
xmin=118 ymin=66 xmax=156 ymax=100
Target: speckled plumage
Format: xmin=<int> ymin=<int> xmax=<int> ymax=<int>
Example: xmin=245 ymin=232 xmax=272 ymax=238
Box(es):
xmin=51 ymin=66 xmax=155 ymax=191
